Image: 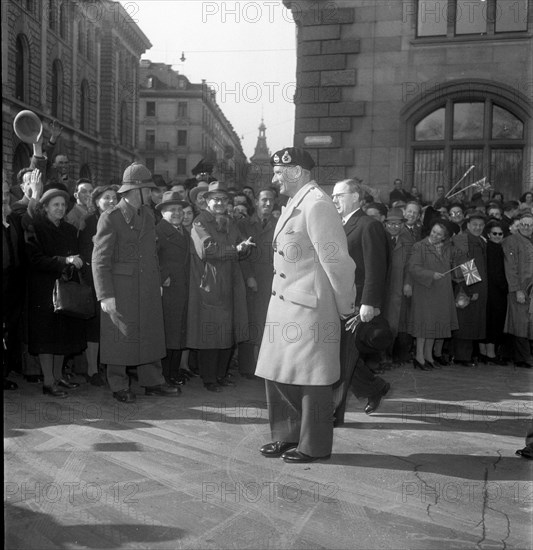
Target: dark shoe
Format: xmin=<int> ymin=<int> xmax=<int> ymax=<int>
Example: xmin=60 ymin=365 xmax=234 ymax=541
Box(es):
xmin=185 ymin=367 xmax=200 ymax=377
xmin=281 ymin=450 xmax=331 ymax=463
xmin=456 ymin=360 xmax=476 ymax=367
xmin=56 ymin=378 xmax=80 ymax=389
xmin=24 ymin=375 xmax=43 ymax=383
xmin=413 ymin=358 xmax=431 ymax=371
xmin=4 ymin=378 xmax=18 ymax=390
xmin=43 ymin=384 xmax=67 ymax=398
xmin=113 ymin=389 xmax=136 ymax=403
xmin=260 ymin=441 xmax=298 ymax=457
xmin=425 ymin=360 xmax=440 ymax=369
xmin=515 ymin=446 xmax=533 ymax=459
xmin=168 ymin=376 xmax=185 ymax=387
xmin=145 ymin=384 xmax=180 ymax=396
xmin=217 ymin=377 xmax=235 ymax=387
xmin=477 ymin=353 xmax=488 ymax=364
xmin=204 ymin=382 xmax=222 ymax=392
xmin=89 ymin=373 xmax=106 ymax=387
xmin=515 ymin=361 xmax=533 ymax=369
xmin=433 ymin=355 xmax=449 ymax=366
xmin=364 ymin=382 xmax=391 ymax=415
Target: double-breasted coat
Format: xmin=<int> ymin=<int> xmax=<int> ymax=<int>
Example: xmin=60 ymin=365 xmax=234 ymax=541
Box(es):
xmin=452 ymin=231 xmax=488 ymax=340
xmin=255 ymin=182 xmax=356 ymax=386
xmin=186 ymin=210 xmax=248 ymax=349
xmin=92 ymin=199 xmax=166 ymax=366
xmin=156 ymin=219 xmax=190 ymax=349
xmin=502 ymin=232 xmax=533 ymax=338
xmin=407 ymin=237 xmax=459 ymax=338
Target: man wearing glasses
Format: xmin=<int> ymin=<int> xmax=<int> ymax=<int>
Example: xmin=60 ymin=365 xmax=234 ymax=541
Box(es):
xmin=331 ymin=179 xmax=391 ymax=424
xmin=502 ymin=213 xmax=533 ymax=368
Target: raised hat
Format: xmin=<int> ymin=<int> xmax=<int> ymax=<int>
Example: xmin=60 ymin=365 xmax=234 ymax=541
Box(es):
xmin=156 ymin=191 xmax=189 ymax=211
xmin=118 ymin=162 xmax=157 ymax=193
xmin=189 ymin=181 xmax=210 ymax=204
xmin=270 ymin=147 xmax=315 ymax=171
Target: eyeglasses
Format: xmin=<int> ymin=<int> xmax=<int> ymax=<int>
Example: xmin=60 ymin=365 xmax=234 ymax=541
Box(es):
xmin=490 ymin=232 xmax=503 ymax=236
xmin=386 ymin=222 xmax=402 ymax=227
xmin=209 ymin=196 xmax=229 ymax=203
xmin=331 ymin=193 xmax=353 ymax=199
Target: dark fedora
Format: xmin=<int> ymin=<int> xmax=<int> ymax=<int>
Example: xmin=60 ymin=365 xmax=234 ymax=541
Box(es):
xmin=189 ymin=181 xmax=210 ymax=204
xmin=156 ymin=191 xmax=189 ymax=211
xmin=355 ymin=315 xmax=394 ymax=354
xmin=203 ymin=181 xmax=230 ymax=198
xmin=385 ymin=207 xmax=405 ymax=222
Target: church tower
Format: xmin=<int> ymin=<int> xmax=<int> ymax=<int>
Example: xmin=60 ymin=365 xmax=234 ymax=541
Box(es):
xmin=248 ymin=117 xmax=272 ymax=190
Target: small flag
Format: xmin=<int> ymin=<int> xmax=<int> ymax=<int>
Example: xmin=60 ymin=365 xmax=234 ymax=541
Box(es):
xmin=472 ymin=177 xmax=491 ymax=192
xmin=460 ymin=259 xmax=482 ymax=286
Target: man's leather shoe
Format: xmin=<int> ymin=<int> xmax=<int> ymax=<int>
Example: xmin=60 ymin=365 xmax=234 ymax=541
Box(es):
xmin=144 ymin=384 xmax=180 ymax=396
xmin=281 ymin=450 xmax=331 ymax=463
xmin=56 ymin=378 xmax=80 ymax=389
xmin=204 ymin=383 xmax=222 ymax=392
xmin=259 ymin=441 xmax=298 ymax=457
xmin=364 ymin=382 xmax=390 ymax=415
xmin=43 ymin=384 xmax=67 ymax=398
xmin=515 ymin=361 xmax=533 ymax=369
xmin=113 ymin=389 xmax=136 ymax=403
xmin=217 ymin=377 xmax=235 ymax=387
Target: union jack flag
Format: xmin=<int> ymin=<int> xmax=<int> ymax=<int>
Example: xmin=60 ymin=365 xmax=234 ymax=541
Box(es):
xmin=460 ymin=259 xmax=482 ymax=286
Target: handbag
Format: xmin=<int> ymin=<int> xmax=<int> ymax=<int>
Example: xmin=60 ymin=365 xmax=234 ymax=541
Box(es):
xmin=454 ymin=284 xmax=470 ymax=309
xmin=53 ymin=266 xmax=95 ymax=319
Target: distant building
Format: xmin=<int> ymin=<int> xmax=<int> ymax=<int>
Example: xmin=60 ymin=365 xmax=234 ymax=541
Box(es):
xmin=2 ymin=0 xmax=151 ymax=186
xmin=138 ymin=60 xmax=248 ymax=187
xmin=248 ymin=118 xmax=272 ymax=191
xmin=283 ymin=0 xmax=532 ymax=200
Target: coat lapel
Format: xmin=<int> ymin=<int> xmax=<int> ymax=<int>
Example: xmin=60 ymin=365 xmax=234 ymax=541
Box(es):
xmin=273 ymin=183 xmax=314 ymax=242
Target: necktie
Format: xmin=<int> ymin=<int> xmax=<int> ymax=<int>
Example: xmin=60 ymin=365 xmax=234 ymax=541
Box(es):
xmin=392 ymin=237 xmax=397 ymax=246
xmin=262 ymin=218 xmax=268 ymax=229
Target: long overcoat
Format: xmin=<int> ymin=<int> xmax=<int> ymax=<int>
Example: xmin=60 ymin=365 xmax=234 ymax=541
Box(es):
xmin=237 ymin=215 xmax=276 ymax=345
xmin=486 ymin=240 xmax=508 ymax=342
xmin=502 ymin=232 xmax=533 ymax=338
xmin=186 ymin=210 xmax=248 ymax=349
xmin=255 ymin=182 xmax=356 ymax=386
xmin=156 ymin=219 xmax=190 ymax=349
xmin=452 ymin=231 xmax=488 ymax=340
xmin=384 ymin=232 xmax=414 ymax=336
xmin=407 ymin=237 xmax=458 ymax=339
xmin=92 ymin=199 xmax=165 ymax=365
xmin=25 ymin=215 xmax=87 ymax=355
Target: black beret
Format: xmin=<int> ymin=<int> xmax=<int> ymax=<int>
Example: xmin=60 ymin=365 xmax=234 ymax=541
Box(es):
xmin=270 ymin=147 xmax=315 ymax=171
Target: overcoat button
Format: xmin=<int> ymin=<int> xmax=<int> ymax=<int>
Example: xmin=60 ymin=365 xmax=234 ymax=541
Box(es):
xmin=280 ymin=273 xmax=286 ymax=278
xmin=271 ymin=290 xmax=276 ymax=296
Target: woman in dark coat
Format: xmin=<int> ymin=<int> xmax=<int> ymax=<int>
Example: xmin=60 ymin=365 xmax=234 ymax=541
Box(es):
xmin=408 ymin=219 xmax=458 ymax=370
xmin=78 ymin=185 xmax=118 ymax=385
xmin=479 ymin=221 xmax=508 ymax=363
xmin=156 ymin=192 xmax=191 ymax=386
xmin=186 ymin=182 xmax=253 ymax=392
xmin=25 ymin=188 xmax=87 ymax=397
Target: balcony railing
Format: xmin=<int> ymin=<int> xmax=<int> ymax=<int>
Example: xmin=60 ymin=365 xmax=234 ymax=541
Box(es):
xmin=138 ymin=141 xmax=170 ymax=154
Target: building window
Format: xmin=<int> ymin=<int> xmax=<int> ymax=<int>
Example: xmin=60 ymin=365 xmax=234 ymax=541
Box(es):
xmin=145 ymin=158 xmax=155 ymax=172
xmin=177 ymin=130 xmax=187 ymax=147
xmin=119 ymin=101 xmax=128 ymax=146
xmin=78 ymin=21 xmax=85 ymax=54
xmin=177 ymin=158 xmax=187 ymax=175
xmin=59 ymin=1 xmax=68 ymax=39
xmin=410 ymin=98 xmax=525 ymax=200
xmin=178 ymin=102 xmax=188 ymax=117
xmin=51 ymin=59 xmax=63 ymax=119
xmin=145 ymin=129 xmax=155 ymax=150
xmin=146 ymin=102 xmax=156 ymax=117
xmin=48 ymin=0 xmax=57 ymax=31
xmin=15 ymin=34 xmax=29 ymax=102
xmin=80 ymin=79 xmax=90 ymax=132
xmin=416 ymin=0 xmax=529 ymax=37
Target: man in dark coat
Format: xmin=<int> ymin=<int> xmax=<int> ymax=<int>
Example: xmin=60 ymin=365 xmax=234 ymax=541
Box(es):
xmin=331 ymin=179 xmax=391 ymax=425
xmin=236 ymin=188 xmax=277 ymax=378
xmin=92 ymin=163 xmax=179 ymax=403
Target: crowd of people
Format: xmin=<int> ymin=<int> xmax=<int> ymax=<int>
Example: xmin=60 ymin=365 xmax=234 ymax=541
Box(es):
xmin=3 ymin=128 xmax=533 ymax=432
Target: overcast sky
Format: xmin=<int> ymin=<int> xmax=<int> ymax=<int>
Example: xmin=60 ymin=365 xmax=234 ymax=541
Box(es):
xmin=120 ymin=0 xmax=297 ymax=159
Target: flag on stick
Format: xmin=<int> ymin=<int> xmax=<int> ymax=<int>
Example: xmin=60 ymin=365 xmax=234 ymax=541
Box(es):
xmin=460 ymin=259 xmax=482 ymax=286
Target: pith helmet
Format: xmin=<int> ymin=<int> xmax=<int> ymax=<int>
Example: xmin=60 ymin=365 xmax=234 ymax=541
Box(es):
xmin=118 ymin=162 xmax=157 ymax=193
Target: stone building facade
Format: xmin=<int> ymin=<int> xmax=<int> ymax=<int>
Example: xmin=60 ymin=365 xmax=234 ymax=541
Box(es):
xmin=2 ymin=0 xmax=150 ymax=186
xmin=284 ymin=0 xmax=532 ymax=201
xmin=138 ymin=61 xmax=247 ymax=187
